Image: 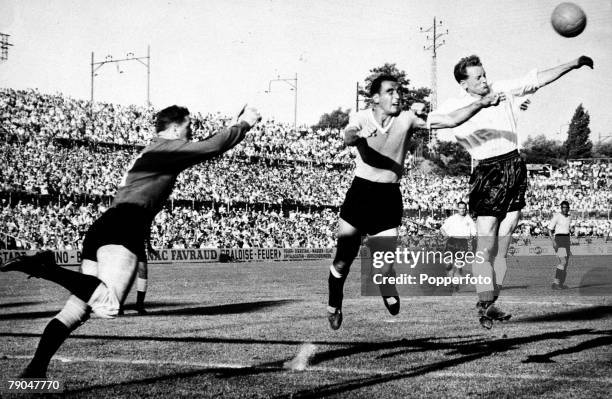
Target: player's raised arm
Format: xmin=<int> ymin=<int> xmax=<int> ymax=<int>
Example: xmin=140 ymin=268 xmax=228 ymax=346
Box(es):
xmin=536 ymin=56 xmax=593 ymax=89
xmin=140 ymin=106 xmax=261 ymax=172
xmin=192 ymin=106 xmax=261 ymax=156
xmin=411 ymin=92 xmax=505 ymax=130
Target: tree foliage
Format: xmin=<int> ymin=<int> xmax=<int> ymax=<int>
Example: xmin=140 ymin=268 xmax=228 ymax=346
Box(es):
xmin=563 ymin=104 xmax=592 ymax=159
xmin=311 ymin=107 xmax=350 ymax=130
xmin=358 ymin=63 xmax=431 ymax=111
xmin=521 ymin=134 xmax=565 ymax=167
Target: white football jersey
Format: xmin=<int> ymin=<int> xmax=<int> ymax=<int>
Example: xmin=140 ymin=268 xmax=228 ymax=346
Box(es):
xmin=431 ymin=69 xmax=540 ymax=160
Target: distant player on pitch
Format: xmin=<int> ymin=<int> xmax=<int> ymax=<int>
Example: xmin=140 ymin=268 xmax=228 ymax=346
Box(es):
xmin=548 ymin=201 xmax=572 ymax=290
xmin=327 ymin=74 xmax=504 ymax=330
xmin=440 ymin=201 xmax=477 ymax=289
xmin=430 ymin=54 xmax=593 ymax=328
xmin=1 ymin=104 xmax=261 ymax=377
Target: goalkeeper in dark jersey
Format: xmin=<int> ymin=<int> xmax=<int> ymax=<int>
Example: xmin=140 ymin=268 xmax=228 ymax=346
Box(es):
xmin=1 ymin=104 xmax=261 ymax=377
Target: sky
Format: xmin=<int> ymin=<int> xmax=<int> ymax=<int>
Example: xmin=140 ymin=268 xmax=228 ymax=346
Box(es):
xmin=0 ymin=0 xmax=611 ymax=143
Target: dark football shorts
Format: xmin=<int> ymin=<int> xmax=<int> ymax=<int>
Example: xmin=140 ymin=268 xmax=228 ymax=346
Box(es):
xmin=339 ymin=176 xmax=403 ymax=235
xmin=469 ymin=150 xmax=527 ymax=218
xmin=555 ymin=234 xmax=571 ymax=256
xmin=81 ymin=203 xmax=153 ymax=262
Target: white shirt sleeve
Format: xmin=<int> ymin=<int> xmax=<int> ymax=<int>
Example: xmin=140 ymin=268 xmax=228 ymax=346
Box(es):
xmin=547 ymin=214 xmax=558 ymax=231
xmin=426 ymin=98 xmax=464 ymax=130
xmin=492 ymin=68 xmax=540 ymax=97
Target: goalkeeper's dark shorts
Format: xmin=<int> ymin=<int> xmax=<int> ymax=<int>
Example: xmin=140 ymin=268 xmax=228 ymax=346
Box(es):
xmin=81 ymin=204 xmax=152 ymax=262
xmin=469 ymin=150 xmax=527 ymax=218
xmin=340 ymin=176 xmax=403 ymax=235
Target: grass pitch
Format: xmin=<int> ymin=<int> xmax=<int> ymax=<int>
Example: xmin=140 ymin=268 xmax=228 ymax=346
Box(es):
xmin=1 ymin=256 xmax=611 ymax=398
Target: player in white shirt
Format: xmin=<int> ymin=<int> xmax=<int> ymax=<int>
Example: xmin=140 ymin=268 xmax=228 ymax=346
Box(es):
xmin=441 ymin=201 xmax=477 ymax=288
xmin=430 ymin=54 xmax=593 ymax=328
xmin=326 ymin=74 xmax=503 ymax=330
xmin=548 ymin=201 xmax=572 ymax=290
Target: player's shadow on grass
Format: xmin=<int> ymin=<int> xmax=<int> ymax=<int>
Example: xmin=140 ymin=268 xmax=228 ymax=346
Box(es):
xmin=0 ymin=301 xmax=43 ymax=308
xmin=500 ymin=285 xmax=529 ymax=290
xmin=279 ymin=328 xmax=611 ymax=398
xmin=522 ymin=330 xmax=612 ymax=363
xmin=21 ymin=327 xmax=609 ymax=397
xmin=134 ymin=299 xmax=298 ymax=316
xmin=516 ymin=305 xmax=612 ymax=322
xmin=0 ymin=300 xmax=296 ymax=320
xmin=59 ymin=328 xmax=612 ymax=397
xmin=0 ymin=301 xmax=198 ymax=320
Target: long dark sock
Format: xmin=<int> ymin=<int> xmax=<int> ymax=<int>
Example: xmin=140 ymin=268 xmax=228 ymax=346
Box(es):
xmin=26 ymin=318 xmax=73 ymax=375
xmin=328 ymin=234 xmax=361 ymax=309
xmin=136 ymin=291 xmax=146 ymax=308
xmin=328 ymin=272 xmax=347 ymax=309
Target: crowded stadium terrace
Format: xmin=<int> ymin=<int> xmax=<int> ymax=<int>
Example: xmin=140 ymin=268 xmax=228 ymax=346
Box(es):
xmin=1 ymin=88 xmax=611 ymax=250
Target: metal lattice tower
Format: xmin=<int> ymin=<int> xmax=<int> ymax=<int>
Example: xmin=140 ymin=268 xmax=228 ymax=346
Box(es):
xmin=420 ymin=17 xmax=448 ymax=111
xmin=420 ymin=18 xmax=448 ymax=146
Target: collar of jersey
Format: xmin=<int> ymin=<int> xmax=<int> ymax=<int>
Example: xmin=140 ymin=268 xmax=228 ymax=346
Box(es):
xmin=369 ymin=109 xmax=395 ymax=134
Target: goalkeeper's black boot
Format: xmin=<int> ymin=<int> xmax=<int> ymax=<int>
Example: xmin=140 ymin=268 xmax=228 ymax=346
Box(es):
xmin=1 ymin=250 xmax=58 ymax=279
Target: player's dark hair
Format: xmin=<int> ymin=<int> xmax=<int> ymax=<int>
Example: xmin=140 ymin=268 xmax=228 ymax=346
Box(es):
xmin=454 ymin=55 xmax=482 ymax=83
xmin=155 ymin=105 xmax=190 ymax=133
xmin=369 ymin=74 xmax=398 ymax=97
xmin=457 ymin=201 xmax=467 ymax=207
xmin=560 ymin=201 xmax=570 ymax=207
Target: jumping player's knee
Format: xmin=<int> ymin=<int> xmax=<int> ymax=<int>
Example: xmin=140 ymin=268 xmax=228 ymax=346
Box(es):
xmin=80 ymin=259 xmax=98 ymax=276
xmin=87 ymin=282 xmax=121 ymax=318
xmin=332 ymin=234 xmax=362 ymax=277
xmin=55 ymin=295 xmax=91 ymax=329
xmin=96 ymin=244 xmax=138 ymax=304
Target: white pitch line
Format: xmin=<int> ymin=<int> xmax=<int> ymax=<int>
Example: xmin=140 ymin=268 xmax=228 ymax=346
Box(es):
xmin=3 ymin=355 xmax=612 ymax=384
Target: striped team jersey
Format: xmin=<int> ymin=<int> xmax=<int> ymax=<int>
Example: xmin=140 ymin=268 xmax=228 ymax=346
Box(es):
xmin=548 ymin=213 xmax=572 ymax=235
xmin=345 ymin=109 xmax=417 ymax=183
xmin=112 ymin=121 xmax=251 ymax=215
xmin=431 ymin=69 xmax=540 ymax=160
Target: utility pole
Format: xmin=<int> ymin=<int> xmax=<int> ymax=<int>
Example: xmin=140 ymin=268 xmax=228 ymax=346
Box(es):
xmin=355 ymin=82 xmax=366 ymax=112
xmin=0 ymin=33 xmax=13 ymax=62
xmin=266 ymin=73 xmax=298 ymax=132
xmin=90 ymin=45 xmax=151 ymax=106
xmin=420 ymin=17 xmax=448 ymax=146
